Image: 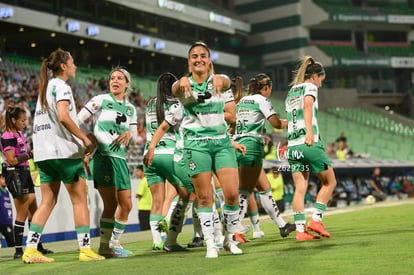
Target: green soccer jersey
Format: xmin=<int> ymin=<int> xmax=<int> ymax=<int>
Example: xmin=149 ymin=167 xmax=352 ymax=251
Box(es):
xmin=83 ymin=93 xmax=137 ymax=159
xmin=285 ymin=82 xmax=319 ymax=146
xmin=144 ymin=98 xmax=177 ymax=155
xmin=234 ymin=93 xmax=277 ymax=144
xmin=179 ymin=75 xmax=234 ymax=141
xmin=163 ymin=101 xmax=184 ymax=161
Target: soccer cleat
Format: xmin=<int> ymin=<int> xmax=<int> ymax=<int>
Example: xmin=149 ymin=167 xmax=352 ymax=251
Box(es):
xmin=187 ymin=237 xmax=204 ymax=248
xmin=236 ymin=225 xmax=250 ymax=234
xmin=116 ymin=247 xmax=133 ymax=256
xmin=296 ymin=231 xmax=321 ymax=241
xmin=252 ymin=230 xmax=265 ymax=239
xmin=152 ymin=243 xmax=164 ymax=251
xmin=163 ymin=244 xmax=189 ymax=252
xmin=22 ymin=248 xmax=55 ymax=264
xmin=109 ymin=241 xmax=133 ymax=256
xmin=79 ymin=248 xmax=105 ymax=261
xmin=205 ymin=239 xmax=218 ymax=259
xmin=279 ymin=222 xmax=296 ymax=238
xmin=100 ymin=247 xmax=131 ymax=258
xmin=233 ymin=233 xmax=250 ymax=243
xmin=13 ymin=251 xmax=23 ymax=259
xmin=307 ymin=219 xmax=331 ymax=238
xmin=223 ymin=237 xmax=243 ymax=255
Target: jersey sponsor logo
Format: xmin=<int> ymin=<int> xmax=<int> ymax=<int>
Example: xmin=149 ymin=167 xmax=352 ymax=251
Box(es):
xmin=33 ymin=123 xmax=52 ymax=134
xmin=194 ymin=110 xmax=219 ymax=116
xmin=288 ymin=128 xmax=306 ymax=140
xmin=196 ymin=91 xmax=212 ymax=103
xmin=115 ymin=112 xmax=127 ymax=124
xmin=240 ymin=99 xmax=255 ymax=104
xmin=35 ymin=109 xmax=47 ymax=116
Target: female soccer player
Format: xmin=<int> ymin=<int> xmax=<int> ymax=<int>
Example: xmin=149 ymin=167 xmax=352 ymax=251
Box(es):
xmin=144 ymin=72 xmax=196 ymax=252
xmin=23 ymin=49 xmax=104 ymax=263
xmin=143 ymin=72 xmax=184 ymax=250
xmin=232 ymin=74 xmax=295 ymax=240
xmin=78 ymin=67 xmax=138 ymax=257
xmin=285 ymin=56 xmax=337 ymax=241
xmin=172 ymin=41 xmax=243 ymax=258
xmin=1 ymin=107 xmax=52 ymax=259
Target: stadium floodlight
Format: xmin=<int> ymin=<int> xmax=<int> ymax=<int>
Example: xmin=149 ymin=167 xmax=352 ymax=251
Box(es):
xmin=139 ymin=37 xmax=151 ymax=47
xmin=154 ymin=40 xmax=166 ymax=51
xmin=211 ymin=52 xmax=219 ymax=62
xmin=86 ymin=26 xmax=100 ymax=37
xmin=0 ymin=7 xmax=14 ymax=19
xmin=209 ymin=12 xmax=232 ymax=26
xmin=66 ymin=21 xmax=80 ymax=33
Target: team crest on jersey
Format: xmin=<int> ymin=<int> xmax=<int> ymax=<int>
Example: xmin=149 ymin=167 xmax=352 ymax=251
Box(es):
xmin=207 ymin=82 xmax=213 ymax=91
xmin=92 ymin=103 xmax=99 ymax=110
xmin=126 ymin=107 xmax=132 ymax=116
xmin=189 ymin=160 xmax=197 ymax=171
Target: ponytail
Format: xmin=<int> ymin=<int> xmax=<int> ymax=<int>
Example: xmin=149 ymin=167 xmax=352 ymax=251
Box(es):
xmin=290 ymin=56 xmax=325 ymax=86
xmin=38 ymin=49 xmax=71 ymax=111
xmin=231 ymin=76 xmax=244 ymax=104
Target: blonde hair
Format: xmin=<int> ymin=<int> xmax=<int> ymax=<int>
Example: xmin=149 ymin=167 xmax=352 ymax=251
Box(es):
xmin=290 ymin=56 xmax=325 ymax=86
xmin=109 ymin=66 xmax=132 ymax=97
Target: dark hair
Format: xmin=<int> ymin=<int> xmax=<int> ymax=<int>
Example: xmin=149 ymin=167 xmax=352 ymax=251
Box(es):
xmin=248 ymin=73 xmax=272 ymax=95
xmin=39 ymin=49 xmax=71 ymax=111
xmin=231 ymin=76 xmax=244 ymax=104
xmin=136 ymin=164 xmax=144 ymax=171
xmin=187 ymin=41 xmax=215 ymax=75
xmin=4 ymin=107 xmax=26 ymax=132
xmin=155 ymin=72 xmax=178 ymax=124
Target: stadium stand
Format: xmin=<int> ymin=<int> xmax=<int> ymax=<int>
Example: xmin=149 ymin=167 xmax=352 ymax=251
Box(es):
xmin=327 ymin=107 xmax=414 ymax=138
xmin=268 ymin=98 xmax=414 ymax=162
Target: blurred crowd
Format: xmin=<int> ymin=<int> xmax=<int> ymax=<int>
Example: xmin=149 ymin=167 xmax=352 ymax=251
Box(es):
xmin=0 ymin=64 xmax=148 ymax=166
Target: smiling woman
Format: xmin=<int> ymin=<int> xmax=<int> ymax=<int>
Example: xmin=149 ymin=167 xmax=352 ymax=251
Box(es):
xmin=171 ymin=41 xmax=243 ymax=258
xmin=77 ymin=66 xmax=138 ymax=258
